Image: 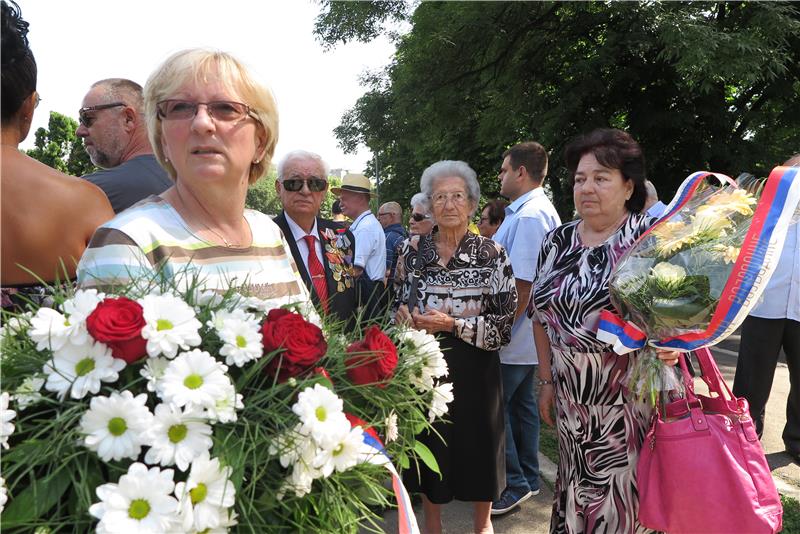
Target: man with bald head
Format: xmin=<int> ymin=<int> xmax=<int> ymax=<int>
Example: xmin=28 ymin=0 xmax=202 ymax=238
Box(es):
xmin=377 ymin=201 xmax=407 ymax=281
xmin=77 ymin=78 xmax=171 ymax=213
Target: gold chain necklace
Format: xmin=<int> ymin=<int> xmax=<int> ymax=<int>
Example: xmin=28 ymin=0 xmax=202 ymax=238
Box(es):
xmin=174 ymin=186 xmax=243 ymax=248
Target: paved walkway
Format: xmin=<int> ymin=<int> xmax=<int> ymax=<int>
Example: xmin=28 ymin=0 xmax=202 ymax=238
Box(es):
xmin=373 ymin=334 xmax=797 ymax=533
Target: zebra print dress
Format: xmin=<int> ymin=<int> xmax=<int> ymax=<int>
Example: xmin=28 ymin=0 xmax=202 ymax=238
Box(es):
xmin=530 ymin=213 xmax=656 ymax=534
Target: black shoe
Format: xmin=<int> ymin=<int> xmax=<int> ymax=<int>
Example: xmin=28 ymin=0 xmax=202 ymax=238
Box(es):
xmin=491 ymin=488 xmax=533 ymax=516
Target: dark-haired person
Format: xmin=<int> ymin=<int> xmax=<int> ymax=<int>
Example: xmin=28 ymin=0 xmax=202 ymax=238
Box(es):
xmin=76 ymin=78 xmax=172 ymax=213
xmin=529 ymin=129 xmax=678 ymax=532
xmin=477 ymin=199 xmax=507 ymax=239
xmin=0 ymin=0 xmax=112 ymax=308
xmin=491 ymin=142 xmax=561 ymax=516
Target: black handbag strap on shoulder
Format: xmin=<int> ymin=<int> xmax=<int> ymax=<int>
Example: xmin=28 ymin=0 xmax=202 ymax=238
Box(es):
xmin=407 ymin=234 xmax=427 ymax=313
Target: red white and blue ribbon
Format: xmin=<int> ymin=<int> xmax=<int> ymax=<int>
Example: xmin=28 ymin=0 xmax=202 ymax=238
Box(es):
xmin=597 ymin=166 xmax=800 ymax=354
xmin=347 ymin=414 xmax=420 ymax=534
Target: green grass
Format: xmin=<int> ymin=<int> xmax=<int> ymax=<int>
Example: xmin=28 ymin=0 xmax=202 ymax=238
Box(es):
xmin=782 ymin=495 xmax=800 ymax=534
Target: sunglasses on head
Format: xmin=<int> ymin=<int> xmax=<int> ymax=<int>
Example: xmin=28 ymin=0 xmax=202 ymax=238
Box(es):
xmin=411 ymin=212 xmax=431 ymax=222
xmin=282 ymin=177 xmax=328 ymax=192
xmin=78 ymin=102 xmax=126 ymax=127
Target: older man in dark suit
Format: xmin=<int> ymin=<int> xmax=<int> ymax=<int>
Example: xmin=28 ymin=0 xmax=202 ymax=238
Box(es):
xmin=273 ymin=150 xmax=358 ymax=329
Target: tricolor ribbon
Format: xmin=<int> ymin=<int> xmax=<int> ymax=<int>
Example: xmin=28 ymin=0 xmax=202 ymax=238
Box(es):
xmin=597 ymin=166 xmax=800 ymax=354
xmin=346 ymin=414 xmax=420 ymax=534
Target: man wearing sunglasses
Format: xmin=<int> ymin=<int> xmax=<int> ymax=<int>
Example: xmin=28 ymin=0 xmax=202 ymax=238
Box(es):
xmin=76 ymin=78 xmax=171 ymax=213
xmin=273 ymin=150 xmax=358 ymax=329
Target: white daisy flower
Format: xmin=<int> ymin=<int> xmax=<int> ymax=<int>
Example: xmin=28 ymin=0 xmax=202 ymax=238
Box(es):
xmin=144 ymin=403 xmax=213 ymax=471
xmin=139 ymin=294 xmax=202 ymax=359
xmin=1 ymin=392 xmax=16 ymax=449
xmin=80 ymin=391 xmax=153 ymax=462
xmin=269 ymin=423 xmax=314 ymax=469
xmin=13 ymin=375 xmax=45 ymax=410
xmin=1 ymin=312 xmax=32 ymax=339
xmin=400 ymin=328 xmax=448 ymax=391
xmin=292 ymin=384 xmax=350 ymax=449
xmin=216 ymin=315 xmax=263 ymax=368
xmin=159 ymin=349 xmax=232 ymax=411
xmin=206 ymin=307 xmax=254 ymax=331
xmin=43 ymin=340 xmax=125 ymax=400
xmin=313 ymin=426 xmax=365 ymax=477
xmin=429 ymin=382 xmax=454 ymax=422
xmin=0 ymin=476 xmax=6 ymax=514
xmin=28 ymin=307 xmax=80 ymax=351
xmin=89 ymin=462 xmax=179 ymax=533
xmin=192 ymin=289 xmax=225 ymax=312
xmin=234 ymin=295 xmax=275 ymax=316
xmin=204 ymin=382 xmax=243 ymax=424
xmin=140 ymin=357 xmax=170 ymax=393
xmin=281 ymin=461 xmax=316 ymax=498
xmin=62 ymin=288 xmax=105 ymax=324
xmin=385 ymin=411 xmax=399 ymax=443
xmin=174 ymin=454 xmax=236 ymax=532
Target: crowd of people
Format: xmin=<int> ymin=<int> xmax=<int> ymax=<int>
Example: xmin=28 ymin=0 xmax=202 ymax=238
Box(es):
xmin=1 ymin=1 xmax=798 ymax=533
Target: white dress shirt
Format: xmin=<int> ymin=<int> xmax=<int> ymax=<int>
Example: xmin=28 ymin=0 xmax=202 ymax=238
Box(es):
xmin=350 ymin=210 xmax=387 ymax=282
xmin=284 ymin=214 xmax=324 ymax=276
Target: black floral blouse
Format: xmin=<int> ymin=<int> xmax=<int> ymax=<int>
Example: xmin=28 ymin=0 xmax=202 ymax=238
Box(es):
xmin=392 ymin=231 xmax=517 ymax=351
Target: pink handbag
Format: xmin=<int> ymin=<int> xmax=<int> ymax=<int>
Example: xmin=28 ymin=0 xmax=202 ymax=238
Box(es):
xmin=637 ymin=347 xmax=783 ymax=533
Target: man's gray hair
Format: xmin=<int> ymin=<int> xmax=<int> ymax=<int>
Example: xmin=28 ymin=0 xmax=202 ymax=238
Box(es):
xmin=277 ymin=150 xmax=330 ymax=180
xmin=92 ymin=78 xmax=144 ymax=113
xmin=420 ymin=160 xmax=480 ymax=214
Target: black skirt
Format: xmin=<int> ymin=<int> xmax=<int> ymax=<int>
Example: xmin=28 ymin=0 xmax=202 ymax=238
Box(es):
xmin=404 ymin=334 xmax=505 ymax=504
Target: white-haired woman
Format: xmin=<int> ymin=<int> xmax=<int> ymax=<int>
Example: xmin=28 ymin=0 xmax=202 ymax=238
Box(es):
xmin=394 ymin=161 xmax=517 ymax=534
xmin=77 ymin=49 xmax=310 ymax=310
xmin=409 ymin=192 xmax=435 ymax=235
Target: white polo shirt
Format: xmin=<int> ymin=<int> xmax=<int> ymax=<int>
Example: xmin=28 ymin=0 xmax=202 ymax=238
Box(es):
xmin=350 ymin=210 xmax=387 ymax=282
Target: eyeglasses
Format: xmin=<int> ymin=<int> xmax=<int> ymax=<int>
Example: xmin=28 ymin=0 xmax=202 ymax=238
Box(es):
xmin=33 ymin=93 xmax=41 ymax=109
xmin=281 ymin=177 xmax=328 ymax=192
xmin=78 ymin=102 xmax=126 ymax=127
xmin=156 ymin=100 xmax=254 ymax=122
xmin=478 ymin=216 xmax=490 ymax=224
xmin=411 ymin=212 xmax=431 ymax=222
xmin=430 ymin=191 xmax=469 ymax=206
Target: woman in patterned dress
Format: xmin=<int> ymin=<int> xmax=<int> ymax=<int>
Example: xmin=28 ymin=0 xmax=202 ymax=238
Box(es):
xmin=529 ymin=129 xmax=678 ymax=533
xmin=394 ymin=160 xmax=517 ymax=534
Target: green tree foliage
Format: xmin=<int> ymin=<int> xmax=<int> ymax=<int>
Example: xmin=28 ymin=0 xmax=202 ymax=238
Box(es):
xmin=315 ymin=1 xmax=800 ymax=218
xmin=26 ymin=111 xmax=95 ymax=176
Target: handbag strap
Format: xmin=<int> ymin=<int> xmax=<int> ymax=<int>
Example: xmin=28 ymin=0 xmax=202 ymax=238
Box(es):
xmin=406 ymin=235 xmax=426 ymax=313
xmin=677 ymin=348 xmax=738 ymax=412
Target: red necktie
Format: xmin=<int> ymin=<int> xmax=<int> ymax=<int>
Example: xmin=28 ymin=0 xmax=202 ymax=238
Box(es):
xmin=303 ymin=235 xmax=329 ymax=314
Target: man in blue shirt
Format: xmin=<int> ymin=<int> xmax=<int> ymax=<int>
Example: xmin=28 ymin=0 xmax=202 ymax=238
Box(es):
xmin=491 ymin=142 xmax=562 ymax=515
xmin=378 ymin=201 xmax=407 ymax=281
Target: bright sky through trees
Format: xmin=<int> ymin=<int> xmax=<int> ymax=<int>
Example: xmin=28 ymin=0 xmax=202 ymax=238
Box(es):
xmin=17 ymin=0 xmax=395 ymax=173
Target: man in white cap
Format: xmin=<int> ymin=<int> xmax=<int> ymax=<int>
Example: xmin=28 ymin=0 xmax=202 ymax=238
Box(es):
xmin=332 ymin=174 xmax=387 ymax=318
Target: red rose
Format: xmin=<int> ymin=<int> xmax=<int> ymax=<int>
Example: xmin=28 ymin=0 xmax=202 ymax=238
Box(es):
xmin=262 ymin=308 xmax=327 ymax=381
xmin=345 ymin=326 xmax=398 ymax=388
xmin=86 ymin=297 xmax=147 ymax=364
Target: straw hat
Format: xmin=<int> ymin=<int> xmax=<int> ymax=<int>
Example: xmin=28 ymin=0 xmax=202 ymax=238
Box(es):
xmin=330 ymin=173 xmax=374 ymax=196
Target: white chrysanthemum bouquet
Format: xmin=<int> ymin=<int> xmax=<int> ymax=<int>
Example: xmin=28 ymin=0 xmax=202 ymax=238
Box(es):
xmin=0 ymin=274 xmax=451 ymax=532
xmin=598 ymin=166 xmax=800 ymax=405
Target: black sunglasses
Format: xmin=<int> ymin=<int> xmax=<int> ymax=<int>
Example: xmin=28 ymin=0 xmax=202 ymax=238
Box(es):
xmin=411 ymin=213 xmax=431 ymax=222
xmin=282 ymin=177 xmax=328 ymax=192
xmin=78 ymin=102 xmax=126 ymax=127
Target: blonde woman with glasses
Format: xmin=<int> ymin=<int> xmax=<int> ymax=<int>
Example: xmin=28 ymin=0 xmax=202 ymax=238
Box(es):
xmin=77 ymin=49 xmax=311 ymax=311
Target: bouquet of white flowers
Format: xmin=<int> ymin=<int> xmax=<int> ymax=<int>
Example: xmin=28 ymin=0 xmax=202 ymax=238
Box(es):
xmin=597 ymin=166 xmax=800 ymax=405
xmin=0 ymin=273 xmax=452 ymax=533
